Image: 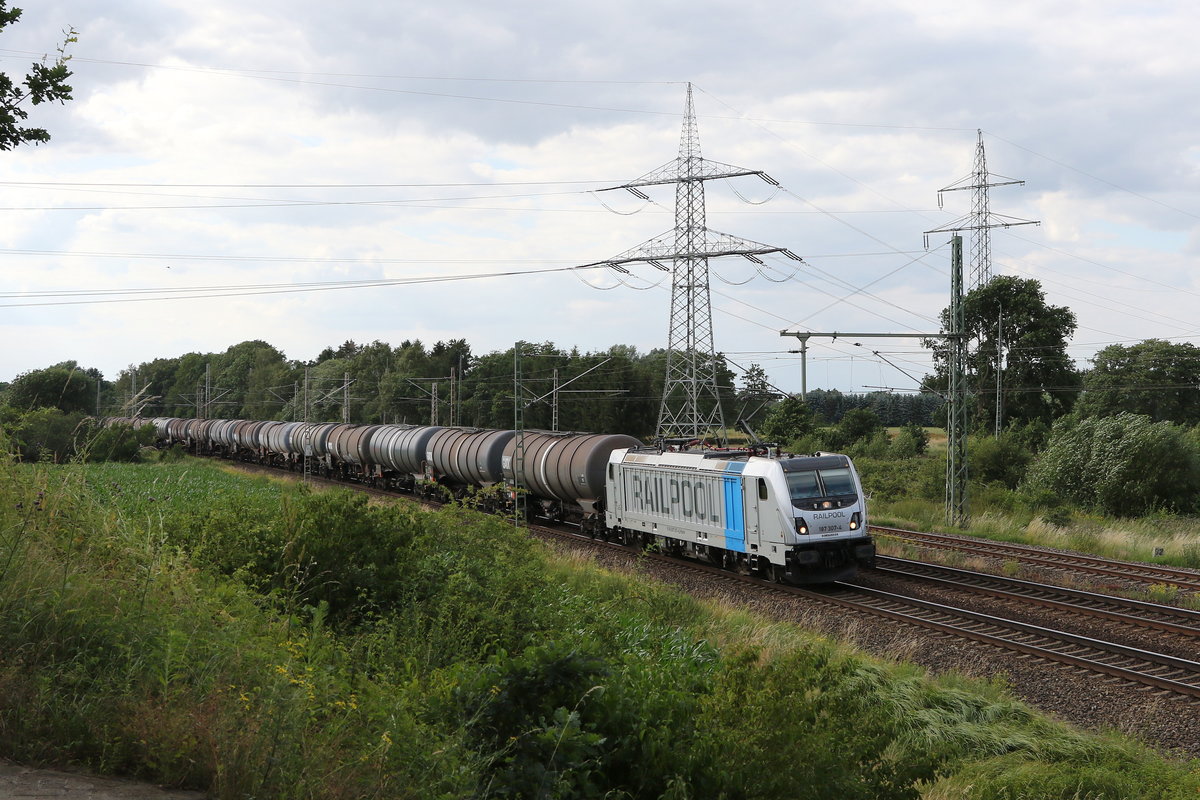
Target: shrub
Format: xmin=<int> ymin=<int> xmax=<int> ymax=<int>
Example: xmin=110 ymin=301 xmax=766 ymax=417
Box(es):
xmin=839 ymin=407 xmax=883 ymax=444
xmin=1026 ymin=413 xmax=1200 ymax=516
xmin=890 ymin=423 xmax=929 ymax=458
xmin=5 ymin=408 xmax=85 ymax=462
xmin=969 ymin=432 xmax=1032 ymax=489
xmin=758 ymin=396 xmax=816 ymax=445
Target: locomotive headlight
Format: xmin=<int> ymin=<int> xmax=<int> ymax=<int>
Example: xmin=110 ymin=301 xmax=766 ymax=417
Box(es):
xmin=821 ymin=500 xmax=832 ymax=509
xmin=795 ymin=517 xmax=809 ymax=535
xmin=849 ymin=512 xmax=861 ymax=531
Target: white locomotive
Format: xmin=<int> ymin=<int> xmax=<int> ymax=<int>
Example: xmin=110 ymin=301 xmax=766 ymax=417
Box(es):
xmin=605 ymin=448 xmax=874 ymax=583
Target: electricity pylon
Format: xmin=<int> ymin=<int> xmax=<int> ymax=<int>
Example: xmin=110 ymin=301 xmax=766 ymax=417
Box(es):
xmin=925 ymin=129 xmax=1039 ymax=291
xmin=596 ymin=83 xmax=801 ymax=445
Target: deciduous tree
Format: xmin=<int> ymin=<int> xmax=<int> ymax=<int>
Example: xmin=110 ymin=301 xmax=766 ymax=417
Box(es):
xmin=1076 ymin=339 xmax=1200 ymax=425
xmin=925 ymin=276 xmax=1080 ymax=428
xmin=0 ymin=3 xmax=74 ymax=150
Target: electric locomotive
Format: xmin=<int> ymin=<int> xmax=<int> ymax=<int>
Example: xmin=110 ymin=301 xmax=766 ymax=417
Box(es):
xmin=605 ymin=447 xmax=874 ymax=583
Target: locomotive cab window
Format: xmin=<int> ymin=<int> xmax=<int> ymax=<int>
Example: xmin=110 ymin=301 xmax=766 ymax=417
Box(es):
xmin=786 ymin=470 xmax=822 ymax=501
xmin=758 ymin=478 xmax=768 ymax=501
xmin=817 ymin=467 xmax=855 ymax=496
xmin=780 ymin=457 xmax=859 ymax=509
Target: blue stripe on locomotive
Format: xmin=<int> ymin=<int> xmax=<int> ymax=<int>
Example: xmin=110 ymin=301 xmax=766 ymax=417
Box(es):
xmin=722 ymin=461 xmax=746 ymax=552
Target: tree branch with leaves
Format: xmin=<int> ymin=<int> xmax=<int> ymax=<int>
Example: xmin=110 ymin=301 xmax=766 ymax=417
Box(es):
xmin=0 ymin=2 xmax=75 ymax=150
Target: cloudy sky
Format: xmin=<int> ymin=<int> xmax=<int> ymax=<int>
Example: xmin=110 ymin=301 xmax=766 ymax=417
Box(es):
xmin=2 ymin=0 xmax=1198 ymax=399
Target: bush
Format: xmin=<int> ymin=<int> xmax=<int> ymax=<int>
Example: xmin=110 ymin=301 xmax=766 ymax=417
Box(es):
xmin=969 ymin=432 xmax=1032 ymax=489
xmin=2 ymin=412 xmax=154 ymax=463
xmin=5 ymin=408 xmax=85 ymax=462
xmin=839 ymin=408 xmax=882 ymax=444
xmin=847 ymin=429 xmax=891 ymax=459
xmin=758 ymin=396 xmax=816 ymax=445
xmin=890 ymin=423 xmax=929 ymax=458
xmin=1026 ymin=412 xmax=1200 ymax=516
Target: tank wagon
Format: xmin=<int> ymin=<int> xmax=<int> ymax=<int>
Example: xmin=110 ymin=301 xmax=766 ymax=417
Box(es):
xmin=117 ymin=415 xmax=873 ymax=582
xmin=605 ymin=449 xmax=874 ymax=582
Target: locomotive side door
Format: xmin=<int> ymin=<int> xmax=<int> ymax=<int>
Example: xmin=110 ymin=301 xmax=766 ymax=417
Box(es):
xmin=741 ymin=476 xmax=761 ymax=552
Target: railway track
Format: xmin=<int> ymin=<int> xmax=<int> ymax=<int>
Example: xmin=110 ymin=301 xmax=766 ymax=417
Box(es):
xmin=872 ymin=555 xmax=1200 ymax=639
xmin=873 ymin=525 xmax=1200 ymax=594
xmin=533 ymin=522 xmax=1200 ymax=702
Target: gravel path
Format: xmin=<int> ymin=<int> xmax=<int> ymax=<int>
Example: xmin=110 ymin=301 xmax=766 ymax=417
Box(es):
xmin=0 ymin=761 xmax=203 ymax=799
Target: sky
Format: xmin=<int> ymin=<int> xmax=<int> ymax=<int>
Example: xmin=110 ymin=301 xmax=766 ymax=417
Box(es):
xmin=2 ymin=0 xmax=1198 ymax=400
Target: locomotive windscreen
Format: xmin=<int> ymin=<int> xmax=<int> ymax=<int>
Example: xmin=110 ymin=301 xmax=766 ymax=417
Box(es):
xmin=784 ymin=465 xmax=857 ymax=508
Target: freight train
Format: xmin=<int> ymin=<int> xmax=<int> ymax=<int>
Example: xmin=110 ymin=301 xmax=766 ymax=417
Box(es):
xmin=105 ymin=416 xmax=875 ymax=583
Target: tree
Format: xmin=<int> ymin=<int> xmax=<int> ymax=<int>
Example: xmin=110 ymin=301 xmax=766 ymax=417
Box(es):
xmin=1026 ymin=413 xmax=1200 ymax=516
xmin=838 ymin=407 xmax=882 ymax=444
xmin=1 ymin=3 xmax=75 ymax=150
xmin=925 ymin=276 xmax=1080 ymax=429
xmin=757 ymin=396 xmax=815 ymax=445
xmin=5 ymin=364 xmax=94 ymax=413
xmin=735 ymin=363 xmax=776 ymax=428
xmin=1076 ymin=339 xmax=1200 ymax=426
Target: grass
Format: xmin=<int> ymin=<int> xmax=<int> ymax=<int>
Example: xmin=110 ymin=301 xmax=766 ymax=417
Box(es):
xmin=873 ymin=498 xmax=1200 ymax=570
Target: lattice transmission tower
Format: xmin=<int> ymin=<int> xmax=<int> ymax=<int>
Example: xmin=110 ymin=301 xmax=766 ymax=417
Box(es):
xmin=597 ymin=83 xmax=801 ymax=445
xmin=925 ymin=129 xmax=1039 ymax=291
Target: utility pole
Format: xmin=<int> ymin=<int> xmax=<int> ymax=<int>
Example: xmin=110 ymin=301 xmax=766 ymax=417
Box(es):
xmin=925 ymin=130 xmax=1039 ymax=292
xmin=595 ymin=83 xmax=802 ymax=446
xmin=995 ymin=305 xmax=1004 ymax=437
xmin=946 ymin=236 xmax=969 ymax=527
xmin=787 ymin=336 xmax=810 ymax=401
xmin=302 ymin=367 xmax=312 ymax=483
xmin=552 ymin=368 xmax=560 ymax=432
xmin=511 ymin=343 xmax=527 ymax=526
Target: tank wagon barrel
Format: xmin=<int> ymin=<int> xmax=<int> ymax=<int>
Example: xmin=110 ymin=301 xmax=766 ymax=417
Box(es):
xmin=503 ymin=431 xmax=641 ymax=514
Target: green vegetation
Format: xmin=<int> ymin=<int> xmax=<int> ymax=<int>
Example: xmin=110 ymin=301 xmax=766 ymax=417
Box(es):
xmin=0 ymin=2 xmax=75 ymax=151
xmin=0 ymin=408 xmax=156 ymax=463
xmin=2 ymin=446 xmax=1199 ymax=798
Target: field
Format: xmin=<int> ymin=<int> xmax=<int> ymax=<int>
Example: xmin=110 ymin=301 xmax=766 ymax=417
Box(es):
xmin=1 ymin=456 xmax=1198 ymax=799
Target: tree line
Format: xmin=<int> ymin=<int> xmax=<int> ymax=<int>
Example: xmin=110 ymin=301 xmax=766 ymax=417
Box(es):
xmin=0 ymin=339 xmax=947 ymax=440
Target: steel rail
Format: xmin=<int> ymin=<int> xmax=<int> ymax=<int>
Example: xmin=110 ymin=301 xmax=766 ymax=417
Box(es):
xmin=220 ymin=461 xmax=1200 ymax=700
xmin=872 ymin=556 xmax=1200 ymax=637
xmin=873 ymin=525 xmax=1200 ymax=592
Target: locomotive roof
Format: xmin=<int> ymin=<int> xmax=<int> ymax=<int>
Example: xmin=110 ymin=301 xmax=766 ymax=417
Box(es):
xmin=779 ymin=454 xmax=852 ymax=472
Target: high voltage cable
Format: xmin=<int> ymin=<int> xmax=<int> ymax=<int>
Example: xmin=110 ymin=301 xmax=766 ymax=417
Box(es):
xmin=984 ymin=131 xmax=1199 ymax=223
xmin=0 ymin=179 xmax=614 ymax=188
xmin=0 ymin=264 xmax=610 ymax=308
xmin=0 ymin=51 xmax=977 ymax=132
